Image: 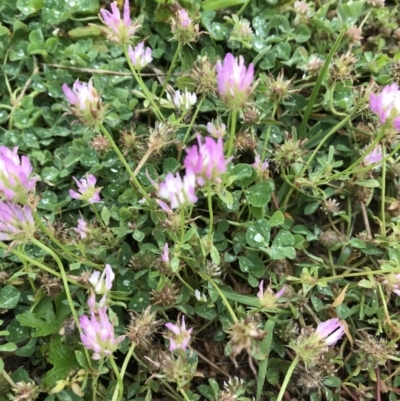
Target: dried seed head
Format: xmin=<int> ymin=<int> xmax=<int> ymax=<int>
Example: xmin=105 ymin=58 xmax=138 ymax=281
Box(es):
xmin=273 ymin=134 xmax=307 ymax=169
xmin=276 ymin=320 xmax=299 ymax=342
xmin=219 ymin=376 xmax=246 ymax=400
xmin=262 ymin=70 xmax=296 ymax=102
xmin=393 ymin=28 xmax=400 ymax=42
xmin=9 ymin=381 xmax=39 ymax=401
xmin=205 ymin=260 xmax=223 ymax=277
xmin=189 ymin=56 xmax=217 ymax=95
xmin=91 ymin=135 xmax=112 ymax=154
xmin=306 ymin=55 xmax=325 ymax=76
xmin=319 ymin=230 xmax=345 ymax=249
xmin=119 ymin=130 xmax=147 ymax=158
xmin=126 ymin=306 xmax=163 ymax=349
xmin=0 ymin=271 xmax=9 ymax=285
xmin=235 ymin=130 xmax=257 ymax=152
xmin=366 ymin=0 xmax=385 ymax=7
xmin=346 ymin=26 xmax=363 ymax=44
xmin=331 ymin=51 xmax=358 ymax=82
xmin=151 ymin=283 xmax=179 ymax=306
xmin=40 ymin=273 xmax=62 ymax=299
xmin=148 ymin=122 xmax=176 ymax=155
xmin=242 ymin=104 xmax=261 ymax=124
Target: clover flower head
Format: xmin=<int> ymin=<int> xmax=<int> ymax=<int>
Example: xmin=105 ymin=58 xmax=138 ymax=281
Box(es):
xmin=0 ymin=202 xmax=35 ymax=244
xmin=98 ymin=0 xmax=140 ymax=43
xmin=0 ymin=146 xmax=37 ymax=204
xmin=74 ymin=218 xmax=90 ymax=239
xmin=363 ymin=144 xmax=383 ymax=166
xmin=257 ymin=280 xmax=285 ymax=309
xmin=165 ymin=316 xmax=193 ymax=351
xmin=252 ymin=155 xmax=269 ymax=171
xmin=128 ymin=42 xmax=153 ymax=70
xmin=69 ymin=174 xmax=102 ymax=204
xmin=216 ymin=53 xmax=255 ymax=109
xmin=170 ymin=8 xmax=199 ymax=45
xmin=158 ymin=170 xmax=198 ymax=209
xmin=89 ymin=264 xmax=115 ymax=295
xmin=315 ymin=318 xmax=345 ymax=346
xmin=207 ymin=121 xmax=226 ymax=138
xmin=169 ymin=89 xmax=197 ymax=111
xmin=184 ymin=135 xmax=229 ymax=186
xmin=161 ymin=243 xmax=169 ymax=264
xmin=370 ymin=83 xmax=400 ymax=131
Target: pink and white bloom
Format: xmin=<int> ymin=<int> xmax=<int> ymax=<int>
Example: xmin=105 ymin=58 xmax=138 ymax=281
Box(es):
xmin=0 ymin=146 xmax=37 ymax=204
xmin=89 ymin=264 xmax=115 ymax=295
xmin=370 ymin=83 xmax=400 ymax=130
xmin=74 ymin=218 xmax=90 ymax=239
xmin=98 ymin=0 xmax=140 ymax=43
xmin=161 ymin=243 xmax=169 ymax=264
xmin=169 ymin=89 xmax=197 ymax=111
xmin=0 ymin=202 xmax=35 ymax=243
xmin=362 ymin=144 xmax=383 ymax=166
xmin=80 ymin=302 xmax=125 ymax=360
xmin=69 ymin=174 xmax=102 ymax=204
xmin=62 ymin=79 xmax=104 ymax=126
xmin=253 ymin=155 xmax=269 ymax=171
xmin=382 ymin=273 xmax=400 ymax=296
xmin=207 ymin=121 xmax=226 ymax=138
xmin=184 ymin=135 xmax=229 ymax=186
xmin=165 ymin=316 xmax=193 ymax=351
xmin=257 ymin=280 xmax=285 ymax=309
xmin=216 ymin=53 xmax=254 ymax=109
xmin=177 ymin=9 xmax=191 ymax=27
xmin=158 ymin=170 xmax=198 ymax=209
xmin=128 ymin=42 xmax=153 ymax=69
xmin=315 ymin=318 xmax=345 ymax=346
xmin=170 ymin=9 xmax=199 ymax=45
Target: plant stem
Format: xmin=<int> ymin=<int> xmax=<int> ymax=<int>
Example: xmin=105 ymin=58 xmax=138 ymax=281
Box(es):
xmin=123 ymin=46 xmax=164 ymax=121
xmin=30 ymin=238 xmax=92 ymax=369
xmin=261 ymin=103 xmax=277 ymax=161
xmin=110 ymin=342 xmax=135 ymax=401
xmin=276 ymin=355 xmax=299 ymax=401
xmin=159 ymin=43 xmax=181 ymax=99
xmin=180 ymin=96 xmax=204 ymax=144
xmin=381 ymin=144 xmax=386 ymax=237
xmin=207 ymin=186 xmax=213 ymax=241
xmin=109 ymin=356 xmax=124 ymax=401
xmin=226 ymin=109 xmax=237 ymax=157
xmin=179 ymin=388 xmax=191 ymax=401
xmin=91 ymin=204 xmax=106 ymax=228
xmin=197 ymin=271 xmax=238 ymax=323
xmin=99 ymin=123 xmax=153 ymax=207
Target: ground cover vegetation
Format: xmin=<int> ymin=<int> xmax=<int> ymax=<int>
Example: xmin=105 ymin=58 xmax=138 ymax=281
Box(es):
xmin=0 ymin=0 xmax=400 ymax=400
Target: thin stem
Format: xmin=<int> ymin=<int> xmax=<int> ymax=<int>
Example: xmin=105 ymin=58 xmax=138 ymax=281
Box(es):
xmin=207 ymin=186 xmax=213 ymax=240
xmin=276 ymin=356 xmax=300 ymax=401
xmin=123 ymin=45 xmax=164 ymax=121
xmin=91 ymin=205 xmax=106 ymax=228
xmin=159 ymin=43 xmax=181 ymax=99
xmin=111 ymin=342 xmax=135 ymax=401
xmin=261 ymin=103 xmax=277 ymax=161
xmin=1 ymin=370 xmax=16 ymax=388
xmin=179 ymin=388 xmax=191 ymax=401
xmin=99 ymin=123 xmax=153 ymax=207
xmin=227 ymin=109 xmax=237 ymax=157
xmin=30 ymin=238 xmax=92 ymax=369
xmin=197 ymin=271 xmax=238 ymax=323
xmin=109 ymin=356 xmax=124 ymax=401
xmin=381 ymin=145 xmax=386 ymax=237
xmin=133 ymin=147 xmax=153 ymax=176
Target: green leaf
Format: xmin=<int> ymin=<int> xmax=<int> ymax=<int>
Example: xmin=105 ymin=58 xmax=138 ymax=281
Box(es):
xmin=0 ymin=343 xmax=17 ymax=352
xmin=245 ymin=182 xmax=273 ymax=207
xmin=293 ymin=25 xmax=311 ymax=43
xmin=101 ymin=206 xmax=111 ymax=226
xmin=43 ymin=337 xmax=79 ymax=388
xmin=0 ymin=286 xmax=20 ymax=309
xmin=202 ymin=0 xmax=246 ymax=11
xmin=270 ymin=211 xmax=284 ymax=227
xmin=16 ymin=311 xmax=60 ymax=337
xmin=246 ymin=219 xmax=271 ymax=247
xmin=337 ymin=1 xmax=364 ymax=26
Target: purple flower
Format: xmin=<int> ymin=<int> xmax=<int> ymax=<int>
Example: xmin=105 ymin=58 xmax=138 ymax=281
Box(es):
xmin=207 ymin=121 xmax=226 ymax=138
xmin=257 ymin=280 xmax=285 ymax=309
xmin=362 ymin=144 xmax=383 ymax=166
xmin=184 ymin=135 xmax=229 ymax=186
xmin=89 ymin=264 xmax=115 ymax=295
xmin=177 ymin=9 xmax=191 ymax=27
xmin=74 ymin=218 xmax=89 ymax=239
xmin=69 ymin=174 xmax=102 ymax=204
xmin=62 ymin=79 xmax=104 ymax=126
xmin=80 ymin=302 xmax=125 ymax=360
xmin=0 ymin=146 xmax=37 ymax=204
xmin=168 ymin=89 xmax=197 ymax=111
xmin=315 ymin=318 xmax=345 ymax=346
xmin=128 ymin=42 xmax=153 ymax=69
xmin=165 ymin=316 xmax=193 ymax=351
xmin=158 ymin=170 xmax=198 ymax=209
xmin=161 ymin=243 xmax=169 ymax=264
xmin=0 ymin=202 xmax=35 ymax=243
xmin=216 ymin=53 xmax=254 ymax=109
xmin=253 ymin=155 xmax=269 ymax=172
xmin=370 ymin=83 xmax=400 ymax=130
xmin=170 ymin=8 xmax=199 ymax=45
xmin=98 ymin=0 xmax=140 ymax=43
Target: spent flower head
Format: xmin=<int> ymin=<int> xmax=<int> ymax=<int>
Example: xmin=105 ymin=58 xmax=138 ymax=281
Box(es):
xmin=370 ymin=83 xmax=400 ymax=131
xmin=128 ymin=42 xmax=152 ymax=70
xmin=170 ymin=9 xmax=199 ymax=45
xmin=69 ymin=174 xmax=102 ymax=204
xmin=184 ymin=135 xmax=229 ymax=186
xmin=158 ymin=170 xmax=198 ymax=209
xmin=0 ymin=202 xmax=35 ymax=244
xmin=216 ymin=53 xmax=255 ymax=110
xmin=80 ymin=301 xmax=125 ymax=359
xmin=0 ymin=146 xmax=37 ymax=204
xmin=98 ymin=0 xmax=140 ymax=43
xmin=89 ymin=264 xmax=115 ymax=295
xmin=165 ymin=315 xmax=193 ymax=351
xmin=382 ymin=273 xmax=400 ymax=296
xmin=62 ymin=79 xmax=105 ymax=127
xmin=207 ymin=121 xmax=226 ymax=138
